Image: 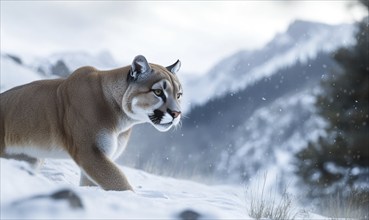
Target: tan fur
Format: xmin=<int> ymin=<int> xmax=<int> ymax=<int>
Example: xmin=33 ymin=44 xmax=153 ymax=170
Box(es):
xmin=0 ymin=57 xmax=182 ymax=191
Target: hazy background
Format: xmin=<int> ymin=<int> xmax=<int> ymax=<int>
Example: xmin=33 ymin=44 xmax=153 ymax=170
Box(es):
xmin=1 ymin=1 xmax=366 ymax=75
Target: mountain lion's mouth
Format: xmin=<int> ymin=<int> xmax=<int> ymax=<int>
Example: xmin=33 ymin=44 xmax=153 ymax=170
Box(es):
xmin=160 ymin=122 xmax=172 ymax=126
xmin=149 ymin=117 xmax=172 ymax=127
xmin=149 ymin=117 xmax=173 ymax=132
xmin=148 ymin=110 xmax=177 ymax=130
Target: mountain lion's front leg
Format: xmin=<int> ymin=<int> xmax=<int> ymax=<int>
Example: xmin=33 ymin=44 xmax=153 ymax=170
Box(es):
xmin=75 ymin=143 xmax=133 ymax=191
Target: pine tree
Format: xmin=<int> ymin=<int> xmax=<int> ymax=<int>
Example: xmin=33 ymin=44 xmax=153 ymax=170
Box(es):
xmin=295 ymin=1 xmax=368 ymax=199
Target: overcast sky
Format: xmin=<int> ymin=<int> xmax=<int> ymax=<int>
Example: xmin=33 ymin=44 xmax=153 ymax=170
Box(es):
xmin=1 ymin=1 xmax=367 ymax=75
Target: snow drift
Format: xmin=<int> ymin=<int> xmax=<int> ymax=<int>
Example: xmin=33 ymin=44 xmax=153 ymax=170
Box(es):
xmin=1 ymin=158 xmax=246 ymax=219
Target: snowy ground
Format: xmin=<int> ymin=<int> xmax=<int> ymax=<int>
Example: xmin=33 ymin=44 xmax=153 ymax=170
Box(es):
xmin=1 ymin=158 xmax=247 ymax=219
xmin=0 ymin=158 xmax=327 ymax=219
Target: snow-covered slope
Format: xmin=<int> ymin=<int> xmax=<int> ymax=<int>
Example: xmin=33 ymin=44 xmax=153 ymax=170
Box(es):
xmin=29 ymin=51 xmax=119 ymax=77
xmin=0 ymin=55 xmax=49 ymax=93
xmin=0 ymin=158 xmax=245 ymax=219
xmin=216 ymin=88 xmax=328 ymax=185
xmin=1 ymin=158 xmax=328 ymax=219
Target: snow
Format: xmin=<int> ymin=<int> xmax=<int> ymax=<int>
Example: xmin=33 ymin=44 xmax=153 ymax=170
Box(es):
xmin=1 ymin=158 xmax=329 ymax=219
xmin=0 ymin=55 xmax=50 ymax=93
xmin=28 ymin=51 xmax=119 ymax=76
xmin=1 ymin=158 xmax=247 ymax=219
xmin=217 ymin=88 xmax=328 ymax=196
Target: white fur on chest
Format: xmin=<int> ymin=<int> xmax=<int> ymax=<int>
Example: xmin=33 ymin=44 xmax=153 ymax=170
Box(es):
xmin=98 ymin=118 xmax=135 ymax=160
xmin=96 ymin=130 xmax=118 ymax=158
xmin=96 ymin=128 xmax=130 ymax=160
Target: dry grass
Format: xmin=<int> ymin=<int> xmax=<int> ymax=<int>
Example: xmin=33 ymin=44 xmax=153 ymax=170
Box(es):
xmin=245 ymin=172 xmax=302 ymax=220
xmin=317 ymin=187 xmax=369 ymax=220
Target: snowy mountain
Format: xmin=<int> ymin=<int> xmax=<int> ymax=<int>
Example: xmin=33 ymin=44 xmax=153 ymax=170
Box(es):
xmin=0 ymin=54 xmax=48 ymax=93
xmin=182 ymin=20 xmax=355 ymax=109
xmin=0 ymin=51 xmax=119 ymax=92
xmin=30 ymin=51 xmax=118 ymax=77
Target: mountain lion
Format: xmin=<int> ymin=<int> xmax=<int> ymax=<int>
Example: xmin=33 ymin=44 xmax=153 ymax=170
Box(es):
xmin=0 ymin=55 xmax=182 ymax=191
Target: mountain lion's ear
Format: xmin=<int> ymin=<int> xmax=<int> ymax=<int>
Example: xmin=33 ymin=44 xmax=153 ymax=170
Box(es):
xmin=166 ymin=60 xmax=181 ymax=74
xmin=130 ymin=55 xmax=151 ymax=80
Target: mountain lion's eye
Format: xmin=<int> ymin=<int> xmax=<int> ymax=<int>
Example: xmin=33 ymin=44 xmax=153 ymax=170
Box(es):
xmin=177 ymin=93 xmax=182 ymax=100
xmin=153 ymin=89 xmax=163 ymax=96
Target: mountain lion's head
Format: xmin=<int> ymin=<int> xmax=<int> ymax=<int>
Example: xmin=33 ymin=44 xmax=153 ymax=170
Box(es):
xmin=122 ymin=55 xmax=182 ymax=132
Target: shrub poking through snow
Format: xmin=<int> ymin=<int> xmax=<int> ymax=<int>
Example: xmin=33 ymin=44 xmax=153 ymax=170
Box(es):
xmin=245 ymin=172 xmax=302 ymax=220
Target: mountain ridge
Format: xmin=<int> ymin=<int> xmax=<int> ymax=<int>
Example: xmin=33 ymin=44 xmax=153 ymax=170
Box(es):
xmin=183 ymin=20 xmax=354 ymax=111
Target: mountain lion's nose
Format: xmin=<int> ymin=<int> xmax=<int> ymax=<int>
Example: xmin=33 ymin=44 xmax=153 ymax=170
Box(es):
xmin=168 ymin=109 xmax=181 ymax=119
xmin=172 ymin=111 xmax=181 ymax=119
